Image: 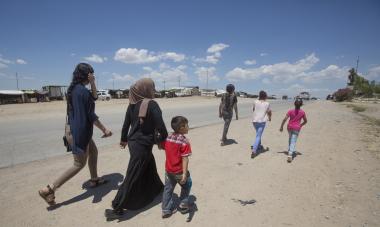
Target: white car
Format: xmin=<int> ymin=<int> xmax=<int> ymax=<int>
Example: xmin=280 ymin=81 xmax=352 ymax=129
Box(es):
xmin=97 ymin=90 xmax=111 ymax=101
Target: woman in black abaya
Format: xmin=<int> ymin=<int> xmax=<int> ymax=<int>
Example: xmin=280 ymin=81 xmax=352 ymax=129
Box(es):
xmin=105 ymin=78 xmax=168 ymax=219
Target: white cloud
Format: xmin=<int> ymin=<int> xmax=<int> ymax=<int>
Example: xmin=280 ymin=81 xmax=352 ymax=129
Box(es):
xmin=16 ymin=59 xmax=27 ymax=64
xmin=159 ymin=63 xmax=170 ymax=70
xmin=244 ymin=59 xmax=257 ymax=65
xmin=143 ymin=66 xmax=153 ymax=71
xmin=160 ymin=52 xmax=185 ymax=62
xmin=262 ymin=78 xmax=271 ymax=84
xmin=367 ymin=65 xmax=380 ymax=81
xmin=194 ymin=43 xmax=230 ymax=65
xmin=141 ymin=66 xmax=188 ymax=88
xmin=195 ymin=67 xmax=220 ymax=83
xmin=207 ymin=43 xmax=229 ymax=53
xmin=226 ymin=53 xmax=320 ymax=82
xmin=0 ymin=55 xmax=12 ymax=68
xmin=0 ymin=72 xmax=13 ymax=79
xmin=300 ymin=65 xmax=349 ymax=84
xmin=84 ymin=54 xmax=107 ymax=63
xmin=0 ymin=62 xmax=7 ymax=69
xmin=114 ymin=48 xmax=159 ymax=64
xmin=114 ymin=48 xmax=185 ymax=64
xmin=260 ymin=53 xmax=268 ymax=57
xmin=109 ymin=73 xmax=135 ymax=82
xmin=71 ymin=53 xmax=76 ymax=56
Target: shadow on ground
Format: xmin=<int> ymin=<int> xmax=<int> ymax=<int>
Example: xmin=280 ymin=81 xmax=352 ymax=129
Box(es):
xmin=47 ymin=173 xmax=123 ymax=211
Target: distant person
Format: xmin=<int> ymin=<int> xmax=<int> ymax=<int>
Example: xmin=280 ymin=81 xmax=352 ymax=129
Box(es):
xmin=38 ymin=63 xmax=112 ymax=206
xmin=219 ymin=84 xmax=238 ymax=146
xmin=279 ymin=98 xmax=308 ymax=163
xmin=105 ymin=78 xmax=168 ymax=220
xmin=251 ymin=90 xmax=272 ymax=158
xmin=160 ymin=116 xmax=193 ymax=218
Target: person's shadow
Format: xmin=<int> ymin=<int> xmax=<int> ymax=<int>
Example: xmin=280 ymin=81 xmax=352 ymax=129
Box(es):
xmin=114 ymin=194 xmax=198 ymax=223
xmin=47 ymin=173 xmax=123 ymax=211
xmin=277 ymin=150 xmax=303 ymax=161
xmin=221 ymin=139 xmax=238 ymax=146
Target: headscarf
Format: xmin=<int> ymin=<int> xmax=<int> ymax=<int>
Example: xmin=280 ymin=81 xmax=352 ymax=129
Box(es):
xmin=129 ymin=78 xmax=156 ymax=122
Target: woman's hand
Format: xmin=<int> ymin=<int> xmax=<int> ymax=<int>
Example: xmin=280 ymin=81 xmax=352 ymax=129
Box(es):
xmin=279 ymin=127 xmax=283 ymax=132
xmin=120 ymin=141 xmax=128 ymax=149
xmin=88 ymin=73 xmax=95 ymax=84
xmin=101 ymin=129 xmax=112 ymax=138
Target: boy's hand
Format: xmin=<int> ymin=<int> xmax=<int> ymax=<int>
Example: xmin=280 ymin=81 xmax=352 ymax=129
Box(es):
xmin=179 ymin=174 xmax=187 ymax=185
xmin=120 ymin=141 xmax=128 ymax=149
xmin=279 ymin=127 xmax=283 ymax=132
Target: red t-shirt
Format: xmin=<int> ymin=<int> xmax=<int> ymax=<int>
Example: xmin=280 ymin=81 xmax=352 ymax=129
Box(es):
xmin=161 ymin=133 xmax=192 ymax=174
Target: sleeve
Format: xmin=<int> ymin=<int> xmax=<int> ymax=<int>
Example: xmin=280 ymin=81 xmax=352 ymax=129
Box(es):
xmin=286 ymin=110 xmax=291 ymax=117
xmin=121 ymin=105 xmax=131 ymax=142
xmin=84 ymin=90 xmax=98 ymax=123
xmin=180 ymin=140 xmax=192 ymax=157
xmin=151 ymin=101 xmax=168 ymax=143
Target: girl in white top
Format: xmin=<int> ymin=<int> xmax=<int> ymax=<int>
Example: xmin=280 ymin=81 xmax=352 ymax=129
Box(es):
xmin=251 ymin=91 xmax=271 ymax=158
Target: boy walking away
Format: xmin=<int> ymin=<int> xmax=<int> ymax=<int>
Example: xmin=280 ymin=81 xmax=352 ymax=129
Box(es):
xmin=279 ymin=98 xmax=308 ymax=163
xmin=219 ymin=84 xmax=238 ymax=146
xmin=161 ymin=116 xmax=193 ymax=218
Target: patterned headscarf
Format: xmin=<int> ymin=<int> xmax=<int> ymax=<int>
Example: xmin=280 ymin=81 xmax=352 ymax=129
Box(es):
xmin=129 ymin=78 xmax=156 ymax=120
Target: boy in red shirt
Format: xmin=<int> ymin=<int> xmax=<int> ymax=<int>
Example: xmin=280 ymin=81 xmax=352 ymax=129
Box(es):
xmin=160 ymin=116 xmax=192 ymax=218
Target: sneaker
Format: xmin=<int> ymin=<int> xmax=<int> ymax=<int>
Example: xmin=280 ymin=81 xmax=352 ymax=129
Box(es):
xmin=178 ymin=204 xmax=190 ymax=214
xmin=220 ymin=142 xmax=225 ymax=146
xmin=287 ymin=155 xmax=292 ymax=163
xmin=251 ymin=152 xmax=257 ymax=159
xmin=162 ymin=208 xmax=177 ymax=218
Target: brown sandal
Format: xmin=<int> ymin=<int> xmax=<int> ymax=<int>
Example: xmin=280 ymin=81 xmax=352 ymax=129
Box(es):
xmin=38 ymin=185 xmax=56 ymax=205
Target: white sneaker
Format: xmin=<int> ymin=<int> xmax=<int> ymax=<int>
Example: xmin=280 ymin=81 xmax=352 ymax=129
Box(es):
xmin=287 ymin=155 xmax=292 ymax=163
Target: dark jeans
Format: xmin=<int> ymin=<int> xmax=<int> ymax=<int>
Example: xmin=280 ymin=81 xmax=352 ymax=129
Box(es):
xmin=162 ymin=171 xmax=192 ymax=214
xmin=222 ymin=110 xmax=233 ymax=142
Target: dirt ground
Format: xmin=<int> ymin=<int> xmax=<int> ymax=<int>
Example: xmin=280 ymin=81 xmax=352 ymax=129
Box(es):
xmin=0 ymin=100 xmax=379 ymax=227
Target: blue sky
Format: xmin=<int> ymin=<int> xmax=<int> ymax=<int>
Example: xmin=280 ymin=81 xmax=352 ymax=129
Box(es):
xmin=0 ymin=0 xmax=379 ymax=97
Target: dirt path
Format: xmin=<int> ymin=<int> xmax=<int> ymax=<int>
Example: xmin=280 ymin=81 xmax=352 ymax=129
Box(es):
xmin=0 ymin=101 xmax=379 ymax=226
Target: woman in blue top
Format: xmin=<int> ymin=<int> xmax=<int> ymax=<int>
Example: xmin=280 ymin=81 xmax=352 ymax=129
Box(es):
xmin=38 ymin=63 xmax=112 ymax=206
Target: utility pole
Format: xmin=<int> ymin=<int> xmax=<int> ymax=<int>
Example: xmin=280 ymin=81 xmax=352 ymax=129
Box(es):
xmin=163 ymin=80 xmax=166 ymax=90
xmin=178 ymin=76 xmax=181 ymax=87
xmin=356 ymin=56 xmax=360 ymax=73
xmin=206 ymin=69 xmax=209 ymax=90
xmin=16 ymin=72 xmax=19 ymax=90
xmin=112 ymin=78 xmax=115 ymax=90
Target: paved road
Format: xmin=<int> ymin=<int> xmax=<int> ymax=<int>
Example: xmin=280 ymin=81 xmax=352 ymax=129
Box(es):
xmin=0 ymin=100 xmax=293 ymax=168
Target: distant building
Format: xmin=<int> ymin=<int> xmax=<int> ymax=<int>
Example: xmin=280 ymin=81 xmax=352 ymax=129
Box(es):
xmin=0 ymin=90 xmax=24 ymax=104
xmin=42 ymin=85 xmax=67 ymax=100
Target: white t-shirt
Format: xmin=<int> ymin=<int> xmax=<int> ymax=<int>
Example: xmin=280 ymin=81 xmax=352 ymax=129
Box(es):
xmin=252 ymin=100 xmax=271 ymax=123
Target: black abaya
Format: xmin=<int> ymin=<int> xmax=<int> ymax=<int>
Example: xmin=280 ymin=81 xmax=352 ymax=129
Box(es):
xmin=112 ymin=100 xmax=167 ymax=210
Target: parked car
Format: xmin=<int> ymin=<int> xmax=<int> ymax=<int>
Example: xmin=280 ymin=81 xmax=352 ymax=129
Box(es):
xmin=97 ymin=90 xmax=111 ymax=101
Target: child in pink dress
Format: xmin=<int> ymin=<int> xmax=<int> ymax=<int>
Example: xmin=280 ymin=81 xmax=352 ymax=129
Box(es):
xmin=279 ymin=99 xmax=308 ymax=163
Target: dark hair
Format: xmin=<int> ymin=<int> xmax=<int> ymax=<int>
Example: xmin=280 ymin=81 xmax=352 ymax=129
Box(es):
xmin=66 ymin=63 xmax=94 ymax=109
xmin=171 ymin=116 xmax=188 ymax=133
xmin=294 ymin=98 xmax=303 ymax=109
xmin=226 ymin=84 xmax=235 ymax=94
xmin=259 ymin=90 xmax=267 ymax=100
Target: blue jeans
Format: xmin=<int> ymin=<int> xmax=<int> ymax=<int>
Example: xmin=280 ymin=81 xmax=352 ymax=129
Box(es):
xmin=252 ymin=122 xmax=266 ymax=152
xmin=288 ymin=130 xmax=299 ymax=156
xmin=162 ymin=171 xmax=192 ymax=214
